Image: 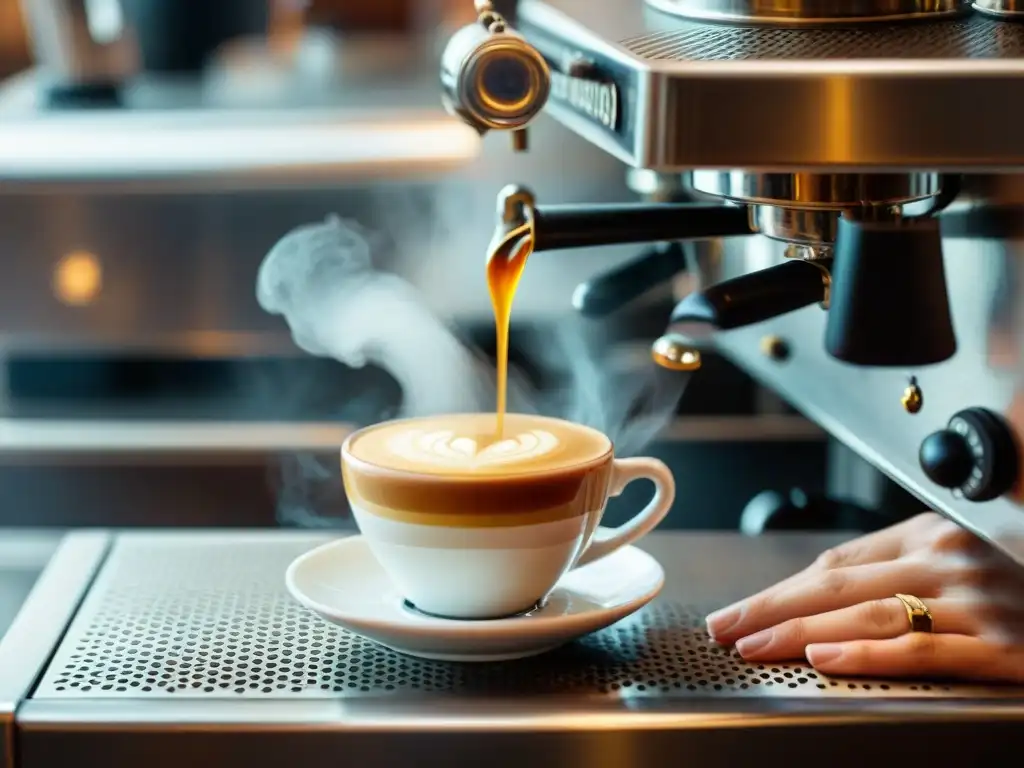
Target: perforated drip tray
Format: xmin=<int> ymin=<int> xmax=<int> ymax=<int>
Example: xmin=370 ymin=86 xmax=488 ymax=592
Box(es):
xmin=31 ymin=532 xmax=1019 ymax=702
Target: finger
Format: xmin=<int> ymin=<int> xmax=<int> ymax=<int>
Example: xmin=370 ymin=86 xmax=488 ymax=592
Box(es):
xmin=733 ymin=597 xmax=978 ymax=662
xmin=713 ymin=514 xmax=941 ymax=629
xmin=708 ymin=558 xmax=940 ymax=643
xmin=806 ymin=633 xmax=1024 ymax=684
xmin=806 ymin=513 xmax=941 ymax=571
xmin=936 ymin=545 xmax=1024 ymax=599
xmin=910 ymin=514 xmax=1014 ymax=563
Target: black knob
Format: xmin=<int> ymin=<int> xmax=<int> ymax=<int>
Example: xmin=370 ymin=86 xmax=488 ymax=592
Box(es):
xmin=919 ymin=431 xmax=974 ymax=489
xmin=918 ymin=407 xmax=1019 ymax=502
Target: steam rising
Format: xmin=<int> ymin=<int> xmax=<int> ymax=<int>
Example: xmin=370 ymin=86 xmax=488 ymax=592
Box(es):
xmin=257 ymin=215 xmax=495 ymax=416
xmin=258 ymin=215 xmax=689 ymax=522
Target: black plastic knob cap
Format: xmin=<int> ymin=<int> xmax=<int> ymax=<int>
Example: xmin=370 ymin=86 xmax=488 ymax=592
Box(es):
xmin=919 ymin=430 xmax=975 ymax=489
xmin=919 ymin=408 xmax=1019 ymax=501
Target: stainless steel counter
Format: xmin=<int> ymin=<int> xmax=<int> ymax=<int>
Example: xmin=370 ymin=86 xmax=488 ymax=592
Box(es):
xmin=0 ymin=532 xmax=57 ymax=635
xmin=2 ymin=530 xmax=1022 ymax=767
xmin=0 ymin=530 xmax=79 ymax=768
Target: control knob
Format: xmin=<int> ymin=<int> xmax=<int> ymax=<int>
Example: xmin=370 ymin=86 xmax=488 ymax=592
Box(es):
xmin=918 ymin=407 xmax=1019 ymax=502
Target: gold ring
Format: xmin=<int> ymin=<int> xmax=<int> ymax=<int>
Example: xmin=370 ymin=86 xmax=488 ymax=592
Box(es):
xmin=894 ymin=593 xmax=933 ymax=633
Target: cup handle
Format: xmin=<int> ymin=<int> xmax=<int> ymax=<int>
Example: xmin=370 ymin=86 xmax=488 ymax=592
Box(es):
xmin=574 ymin=457 xmax=675 ymax=568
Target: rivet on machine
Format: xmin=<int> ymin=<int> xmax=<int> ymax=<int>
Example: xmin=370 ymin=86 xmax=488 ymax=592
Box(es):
xmin=650 ymin=334 xmax=702 ymax=372
xmin=902 ymin=376 xmax=924 ymax=414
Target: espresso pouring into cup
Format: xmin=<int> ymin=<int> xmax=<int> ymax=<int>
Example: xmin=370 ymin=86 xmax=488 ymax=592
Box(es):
xmin=340 ymin=185 xmax=676 ymax=621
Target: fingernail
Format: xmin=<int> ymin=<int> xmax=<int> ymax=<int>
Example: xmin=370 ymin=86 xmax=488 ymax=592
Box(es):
xmin=806 ymin=643 xmax=843 ymax=666
xmin=706 ymin=605 xmax=741 ymax=639
xmin=735 ymin=630 xmax=773 ymax=658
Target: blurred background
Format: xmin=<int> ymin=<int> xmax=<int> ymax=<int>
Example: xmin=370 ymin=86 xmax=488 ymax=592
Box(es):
xmin=0 ymin=0 xmax=841 ymax=533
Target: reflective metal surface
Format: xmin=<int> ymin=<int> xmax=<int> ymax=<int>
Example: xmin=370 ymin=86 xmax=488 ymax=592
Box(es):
xmin=10 ymin=531 xmax=1024 ymax=768
xmin=647 ymin=0 xmax=967 ymax=23
xmin=690 ymin=173 xmax=941 ymax=209
xmin=750 ymin=205 xmax=838 ymax=246
xmin=974 ymin=0 xmax=1024 ymax=16
xmin=504 ymin=0 xmax=1024 ymax=565
xmin=0 ymin=147 xmax=635 ymax=357
xmin=0 ymin=109 xmax=480 ymax=183
xmin=0 ymin=531 xmax=107 ymax=768
xmin=440 ymin=3 xmax=551 ymax=137
xmin=517 ymin=0 xmax=1024 ymax=170
xmin=678 ymin=229 xmax=1024 ymax=566
xmin=0 ymin=71 xmax=480 ymax=183
xmin=651 ymin=333 xmax=702 ymax=370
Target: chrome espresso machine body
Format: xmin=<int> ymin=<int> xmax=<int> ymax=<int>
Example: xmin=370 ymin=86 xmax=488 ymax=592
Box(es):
xmin=446 ymin=0 xmax=1024 ymax=568
xmin=5 ymin=4 xmax=1024 ymax=768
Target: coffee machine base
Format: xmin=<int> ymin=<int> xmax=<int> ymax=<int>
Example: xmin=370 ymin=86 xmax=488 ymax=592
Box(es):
xmin=3 ymin=530 xmax=1021 ymax=768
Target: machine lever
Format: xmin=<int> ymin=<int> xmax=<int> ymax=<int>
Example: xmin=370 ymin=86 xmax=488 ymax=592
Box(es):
xmin=572 ymin=242 xmax=691 ymax=317
xmin=531 ymin=202 xmax=753 ymax=252
xmin=491 ymin=184 xmax=753 ymax=255
xmin=670 ymin=257 xmax=832 ymax=330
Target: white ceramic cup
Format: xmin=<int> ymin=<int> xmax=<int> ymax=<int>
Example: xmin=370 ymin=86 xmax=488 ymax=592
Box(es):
xmin=341 ymin=413 xmax=675 ymax=620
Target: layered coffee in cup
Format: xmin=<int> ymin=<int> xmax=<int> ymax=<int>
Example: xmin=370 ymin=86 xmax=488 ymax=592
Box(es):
xmin=343 ymin=186 xmax=675 ymax=619
xmin=342 ymin=412 xmax=675 ymax=619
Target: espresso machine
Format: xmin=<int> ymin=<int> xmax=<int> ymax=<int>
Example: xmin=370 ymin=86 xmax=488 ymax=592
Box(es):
xmin=2 ymin=2 xmax=1024 ymax=766
xmin=442 ymin=0 xmax=1024 ymax=567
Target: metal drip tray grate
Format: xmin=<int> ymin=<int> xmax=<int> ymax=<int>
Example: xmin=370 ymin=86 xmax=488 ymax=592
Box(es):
xmin=32 ymin=535 xmax=1011 ymax=700
xmin=621 ymin=16 xmax=1024 ymax=60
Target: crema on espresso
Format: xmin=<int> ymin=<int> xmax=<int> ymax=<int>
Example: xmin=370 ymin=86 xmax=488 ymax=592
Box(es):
xmin=346 ymin=413 xmax=610 ymax=476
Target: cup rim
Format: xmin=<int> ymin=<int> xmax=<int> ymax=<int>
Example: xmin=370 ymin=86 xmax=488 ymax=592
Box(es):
xmin=341 ymin=412 xmax=614 ymax=481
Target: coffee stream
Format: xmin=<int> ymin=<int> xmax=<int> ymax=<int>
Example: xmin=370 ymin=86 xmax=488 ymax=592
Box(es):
xmin=358 ymin=224 xmax=552 ymax=474
xmin=486 ymin=224 xmax=535 ymax=438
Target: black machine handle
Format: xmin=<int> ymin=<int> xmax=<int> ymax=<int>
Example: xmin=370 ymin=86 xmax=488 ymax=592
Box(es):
xmin=490 ymin=184 xmax=755 ymax=256
xmin=488 ymin=184 xmax=755 ymax=318
xmin=531 ymin=202 xmax=754 ymax=252
xmin=573 ymin=242 xmax=691 ymax=317
xmin=671 ymin=257 xmax=832 ymax=330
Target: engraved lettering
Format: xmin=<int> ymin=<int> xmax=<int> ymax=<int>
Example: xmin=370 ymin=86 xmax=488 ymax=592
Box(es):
xmin=549 ymin=70 xmax=619 ymax=130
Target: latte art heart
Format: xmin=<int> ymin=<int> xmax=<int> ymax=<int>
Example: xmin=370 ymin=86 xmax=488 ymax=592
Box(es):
xmin=387 ymin=428 xmax=560 ymax=469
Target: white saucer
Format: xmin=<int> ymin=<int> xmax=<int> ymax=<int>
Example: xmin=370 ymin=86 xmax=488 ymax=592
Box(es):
xmin=285 ymin=533 xmax=665 ymax=662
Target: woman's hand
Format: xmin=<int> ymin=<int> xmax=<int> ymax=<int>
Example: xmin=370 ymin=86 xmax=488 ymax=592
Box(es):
xmin=706 ymin=512 xmax=1024 ymax=682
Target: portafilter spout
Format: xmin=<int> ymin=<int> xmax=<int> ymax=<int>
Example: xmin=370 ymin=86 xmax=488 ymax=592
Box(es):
xmin=656 ymin=175 xmax=964 ymax=368
xmin=825 ymin=216 xmax=956 ymax=366
xmin=487 ymin=184 xmax=756 ymax=373
xmin=657 ymin=215 xmax=958 ymax=370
